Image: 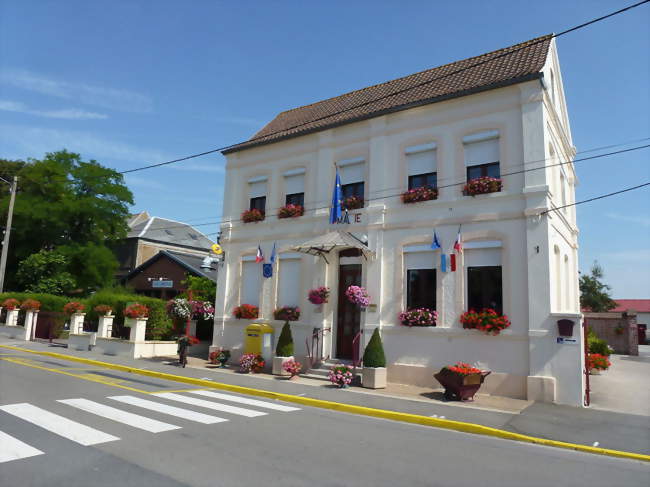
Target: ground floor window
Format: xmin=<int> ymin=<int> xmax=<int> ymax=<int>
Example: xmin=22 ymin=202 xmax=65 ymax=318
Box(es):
xmin=467 ymin=266 xmax=502 ymax=313
xmin=407 ymin=269 xmax=436 ymax=310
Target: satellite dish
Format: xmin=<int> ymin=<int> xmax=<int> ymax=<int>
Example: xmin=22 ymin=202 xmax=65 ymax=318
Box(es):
xmin=211 ymin=243 xmax=223 ymax=255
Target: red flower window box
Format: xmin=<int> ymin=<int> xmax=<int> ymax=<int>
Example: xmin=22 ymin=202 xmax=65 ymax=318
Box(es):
xmin=242 ymin=208 xmax=265 ymax=223
xmin=401 ymin=186 xmax=438 ymax=204
xmin=278 ymin=204 xmax=304 ymax=219
xmin=342 ymin=195 xmax=364 ymax=210
xmin=463 ymin=177 xmax=502 ymax=196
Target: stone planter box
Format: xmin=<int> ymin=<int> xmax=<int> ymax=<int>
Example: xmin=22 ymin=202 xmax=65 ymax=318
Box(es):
xmin=0 ymin=324 xmax=27 ymax=340
xmin=272 ymin=356 xmax=293 ymax=376
xmin=95 ymin=337 xmax=177 ymax=358
xmin=362 ymin=367 xmax=387 ymax=389
xmin=434 ymin=369 xmax=491 ymax=401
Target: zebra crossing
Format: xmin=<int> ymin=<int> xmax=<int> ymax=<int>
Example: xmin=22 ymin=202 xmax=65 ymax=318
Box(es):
xmin=0 ymin=389 xmax=301 ymax=464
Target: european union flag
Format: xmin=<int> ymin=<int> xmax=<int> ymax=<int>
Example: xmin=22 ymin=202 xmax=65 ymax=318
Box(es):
xmin=431 ymin=230 xmax=441 ymax=250
xmin=329 ymin=168 xmax=342 ymax=224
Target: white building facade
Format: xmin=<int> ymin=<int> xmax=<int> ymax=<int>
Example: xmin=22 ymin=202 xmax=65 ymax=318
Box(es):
xmin=212 ymin=36 xmax=585 ymax=406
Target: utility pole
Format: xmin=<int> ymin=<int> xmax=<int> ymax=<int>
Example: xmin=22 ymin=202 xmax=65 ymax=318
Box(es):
xmin=0 ymin=176 xmax=18 ymax=293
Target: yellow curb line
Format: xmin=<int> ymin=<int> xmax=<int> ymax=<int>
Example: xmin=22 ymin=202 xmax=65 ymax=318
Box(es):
xmin=2 ymin=344 xmax=648 ymax=463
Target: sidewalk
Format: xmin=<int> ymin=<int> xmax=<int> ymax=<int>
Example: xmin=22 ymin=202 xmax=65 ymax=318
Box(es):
xmin=2 ymin=338 xmax=649 ymax=455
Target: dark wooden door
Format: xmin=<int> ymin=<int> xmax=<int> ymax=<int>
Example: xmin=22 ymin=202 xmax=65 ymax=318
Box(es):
xmin=336 ymin=263 xmax=362 ymax=359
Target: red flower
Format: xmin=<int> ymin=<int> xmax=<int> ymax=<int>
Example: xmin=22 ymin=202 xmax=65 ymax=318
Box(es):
xmin=241 ymin=208 xmax=265 ymax=223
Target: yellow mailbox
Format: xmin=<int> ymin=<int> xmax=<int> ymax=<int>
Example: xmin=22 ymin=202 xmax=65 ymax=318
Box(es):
xmin=244 ymin=323 xmax=275 ymax=361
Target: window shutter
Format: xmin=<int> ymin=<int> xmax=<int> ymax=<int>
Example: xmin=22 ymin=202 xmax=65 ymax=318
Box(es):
xmin=407 ymin=148 xmax=437 ymax=176
xmin=241 ymin=261 xmax=261 ymax=306
xmin=249 ymin=180 xmax=267 ymax=199
xmin=404 ymin=247 xmax=436 ymax=270
xmin=463 ymin=131 xmax=499 ymax=167
xmin=285 ymin=174 xmax=304 ymax=195
xmin=339 ymin=160 xmax=365 ymax=185
xmin=277 ymin=258 xmax=300 ymax=307
xmin=465 ymin=248 xmax=501 ymax=267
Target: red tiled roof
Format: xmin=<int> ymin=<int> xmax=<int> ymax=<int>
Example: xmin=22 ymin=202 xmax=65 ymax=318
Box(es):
xmin=611 ymin=300 xmax=650 ymax=313
xmin=223 ymin=34 xmax=553 ymax=154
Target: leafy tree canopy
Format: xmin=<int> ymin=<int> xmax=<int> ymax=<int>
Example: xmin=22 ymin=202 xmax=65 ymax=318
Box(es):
xmin=180 ymin=274 xmax=216 ymax=302
xmin=579 ymin=261 xmax=617 ymax=312
xmin=0 ymin=151 xmax=134 ymax=292
xmin=15 ymin=249 xmax=76 ymax=294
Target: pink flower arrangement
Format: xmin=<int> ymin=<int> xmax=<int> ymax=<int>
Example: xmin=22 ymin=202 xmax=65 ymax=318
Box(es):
xmin=328 ymin=364 xmax=353 ymax=388
xmin=278 ymin=204 xmax=304 ymax=219
xmin=282 ymin=359 xmax=302 ymax=378
xmin=191 ymin=301 xmax=215 ymax=321
xmin=401 ymin=186 xmax=438 ymax=204
xmin=308 ymin=286 xmax=330 ymax=305
xmin=345 ymin=285 xmax=370 ymax=307
xmin=239 ymin=353 xmax=265 ymax=373
xmin=463 ymin=177 xmax=502 ymax=196
xmin=399 ymin=308 xmax=438 ymax=327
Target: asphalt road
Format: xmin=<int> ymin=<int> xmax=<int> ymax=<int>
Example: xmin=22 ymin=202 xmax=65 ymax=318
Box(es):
xmin=0 ymin=350 xmax=648 ymax=487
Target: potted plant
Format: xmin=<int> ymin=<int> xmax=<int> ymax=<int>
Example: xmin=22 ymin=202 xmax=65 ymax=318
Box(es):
xmin=278 ymin=204 xmax=304 ymax=219
xmin=63 ymin=301 xmax=86 ymax=334
xmin=401 ymin=186 xmax=438 ymax=204
xmin=232 ymin=304 xmax=259 ymax=319
xmin=587 ymin=353 xmax=611 ymax=375
xmin=614 ymin=325 xmax=625 ymax=336
xmin=342 ymin=195 xmax=364 ymax=210
xmin=191 ymin=301 xmax=215 ymax=321
xmin=462 ymin=176 xmax=503 ymax=196
xmin=345 ymin=285 xmax=370 ymax=309
xmin=328 ymin=364 xmax=353 ymax=388
xmin=166 ymin=298 xmax=192 ymax=323
xmin=282 ymin=359 xmax=302 ymax=379
xmin=272 ymin=321 xmax=294 ymax=375
xmin=460 ymin=309 xmax=511 ymax=335
xmin=240 ymin=353 xmax=265 ymax=373
xmin=209 ymin=348 xmax=231 ymax=367
xmin=241 ymin=208 xmax=265 ymax=223
xmin=434 ymin=362 xmax=491 ymax=401
xmin=308 ymin=286 xmax=329 ymax=305
xmin=362 ymin=328 xmax=387 ymax=389
xmin=20 ymin=299 xmax=41 ymax=311
xmin=399 ymin=308 xmax=438 ymax=327
xmin=124 ymin=303 xmax=149 ymax=320
xmin=93 ymin=305 xmax=113 ymax=317
xmin=273 ymin=306 xmax=300 ymax=321
xmin=2 ymin=298 xmax=20 ymax=310
xmin=63 ymin=301 xmax=85 ymax=315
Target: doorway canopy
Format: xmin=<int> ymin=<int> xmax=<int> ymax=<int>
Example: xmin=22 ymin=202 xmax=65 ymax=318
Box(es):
xmin=291 ymin=231 xmax=375 ymax=263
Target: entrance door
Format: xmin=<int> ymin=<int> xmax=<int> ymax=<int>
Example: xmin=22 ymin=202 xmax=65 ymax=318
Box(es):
xmin=336 ymin=261 xmax=362 ymax=360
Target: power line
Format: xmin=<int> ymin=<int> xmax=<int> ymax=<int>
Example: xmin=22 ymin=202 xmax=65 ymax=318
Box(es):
xmin=541 ymin=182 xmax=650 ymax=215
xmin=116 ymin=0 xmax=649 ymax=175
xmin=141 ymin=142 xmax=649 ymax=232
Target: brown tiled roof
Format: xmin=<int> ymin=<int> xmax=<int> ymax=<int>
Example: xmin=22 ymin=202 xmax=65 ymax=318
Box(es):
xmin=223 ymin=34 xmax=553 ymax=154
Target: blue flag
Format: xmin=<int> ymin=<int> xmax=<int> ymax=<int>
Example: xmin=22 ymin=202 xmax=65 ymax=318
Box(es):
xmin=270 ymin=242 xmax=277 ymax=264
xmin=431 ymin=230 xmax=441 ymax=250
xmin=440 ymin=253 xmax=447 ymax=272
xmin=329 ymin=168 xmax=343 ymax=224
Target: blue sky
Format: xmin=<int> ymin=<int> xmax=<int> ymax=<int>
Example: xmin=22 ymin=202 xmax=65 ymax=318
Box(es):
xmin=1 ymin=1 xmax=648 ymax=298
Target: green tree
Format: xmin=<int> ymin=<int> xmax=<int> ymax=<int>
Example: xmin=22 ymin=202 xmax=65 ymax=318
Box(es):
xmin=579 ymin=261 xmax=617 ymax=312
xmin=275 ymin=321 xmax=294 ymax=357
xmin=0 ymin=151 xmax=133 ymax=292
xmin=362 ymin=328 xmax=386 ymax=368
xmin=180 ymin=275 xmax=216 ymax=302
xmin=15 ymin=249 xmax=76 ymax=294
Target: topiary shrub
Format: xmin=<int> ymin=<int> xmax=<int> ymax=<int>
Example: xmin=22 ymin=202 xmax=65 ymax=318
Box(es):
xmin=363 ymin=328 xmax=386 ymax=368
xmin=275 ymin=321 xmax=294 ymax=357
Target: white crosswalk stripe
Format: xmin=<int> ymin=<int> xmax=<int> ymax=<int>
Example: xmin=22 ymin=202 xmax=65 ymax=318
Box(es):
xmin=189 ymin=390 xmax=301 ymax=412
xmin=0 ymin=403 xmax=119 ymax=446
xmin=0 ymin=431 xmax=44 ymax=463
xmin=152 ymin=392 xmax=267 ymax=417
xmin=107 ymin=395 xmax=228 ymax=424
xmin=57 ymin=398 xmax=181 ymax=433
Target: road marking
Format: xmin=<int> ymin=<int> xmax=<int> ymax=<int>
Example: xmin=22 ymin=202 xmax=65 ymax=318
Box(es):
xmin=108 ymin=395 xmax=228 ymax=424
xmin=0 ymin=403 xmax=119 ymax=446
xmin=152 ymin=392 xmax=267 ymax=417
xmin=189 ymin=390 xmax=300 ymax=412
xmin=0 ymin=357 xmax=149 ymax=394
xmin=0 ymin=430 xmax=44 ymax=463
xmin=58 ymin=398 xmax=181 ymax=433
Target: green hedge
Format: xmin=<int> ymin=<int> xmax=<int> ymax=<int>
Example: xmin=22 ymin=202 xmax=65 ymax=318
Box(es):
xmin=0 ymin=291 xmax=174 ymax=341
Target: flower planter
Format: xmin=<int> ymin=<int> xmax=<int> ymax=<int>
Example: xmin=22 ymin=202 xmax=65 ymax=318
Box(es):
xmin=272 ymin=356 xmax=293 ymax=376
xmin=362 ymin=367 xmax=386 ymax=389
xmin=434 ymin=368 xmax=491 ymax=401
xmin=557 ymin=319 xmax=575 ymax=337
xmin=589 ymin=368 xmax=601 ymax=375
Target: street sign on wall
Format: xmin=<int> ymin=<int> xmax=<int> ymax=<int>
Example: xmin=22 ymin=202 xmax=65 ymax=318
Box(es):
xmin=152 ymin=280 xmax=173 ymax=288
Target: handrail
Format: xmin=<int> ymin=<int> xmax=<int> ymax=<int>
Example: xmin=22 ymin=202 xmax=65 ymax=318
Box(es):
xmin=306 ymin=327 xmax=330 ymax=369
xmin=351 ymin=331 xmax=362 ymax=376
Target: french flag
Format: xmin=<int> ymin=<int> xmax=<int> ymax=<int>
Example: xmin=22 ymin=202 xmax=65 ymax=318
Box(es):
xmin=453 ymin=229 xmax=463 ymax=253
xmin=255 ymin=245 xmax=264 ymax=263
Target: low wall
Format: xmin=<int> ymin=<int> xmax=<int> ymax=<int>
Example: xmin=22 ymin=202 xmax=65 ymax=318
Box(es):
xmin=0 ymin=325 xmax=27 ymax=340
xmin=584 ymin=311 xmax=638 ymax=356
xmin=94 ymin=337 xmax=177 ymax=358
xmin=68 ymin=333 xmax=96 ymax=351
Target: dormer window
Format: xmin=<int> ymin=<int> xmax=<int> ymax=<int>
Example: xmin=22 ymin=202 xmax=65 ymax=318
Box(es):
xmin=463 ymin=130 xmax=500 ymax=181
xmin=406 ymin=143 xmax=437 ymax=190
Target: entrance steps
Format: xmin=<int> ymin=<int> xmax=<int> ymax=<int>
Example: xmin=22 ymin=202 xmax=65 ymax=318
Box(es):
xmin=304 ymin=359 xmax=362 ymax=383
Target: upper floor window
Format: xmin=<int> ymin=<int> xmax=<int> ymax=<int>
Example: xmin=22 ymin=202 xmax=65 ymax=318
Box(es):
xmin=463 ymin=130 xmax=500 ymax=182
xmin=338 ymin=157 xmax=365 ymax=209
xmin=248 ymin=176 xmax=267 ymax=214
xmin=283 ymin=168 xmax=305 ymax=208
xmin=406 ymin=143 xmax=437 ymax=190
xmin=465 ymin=241 xmax=502 ymax=314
